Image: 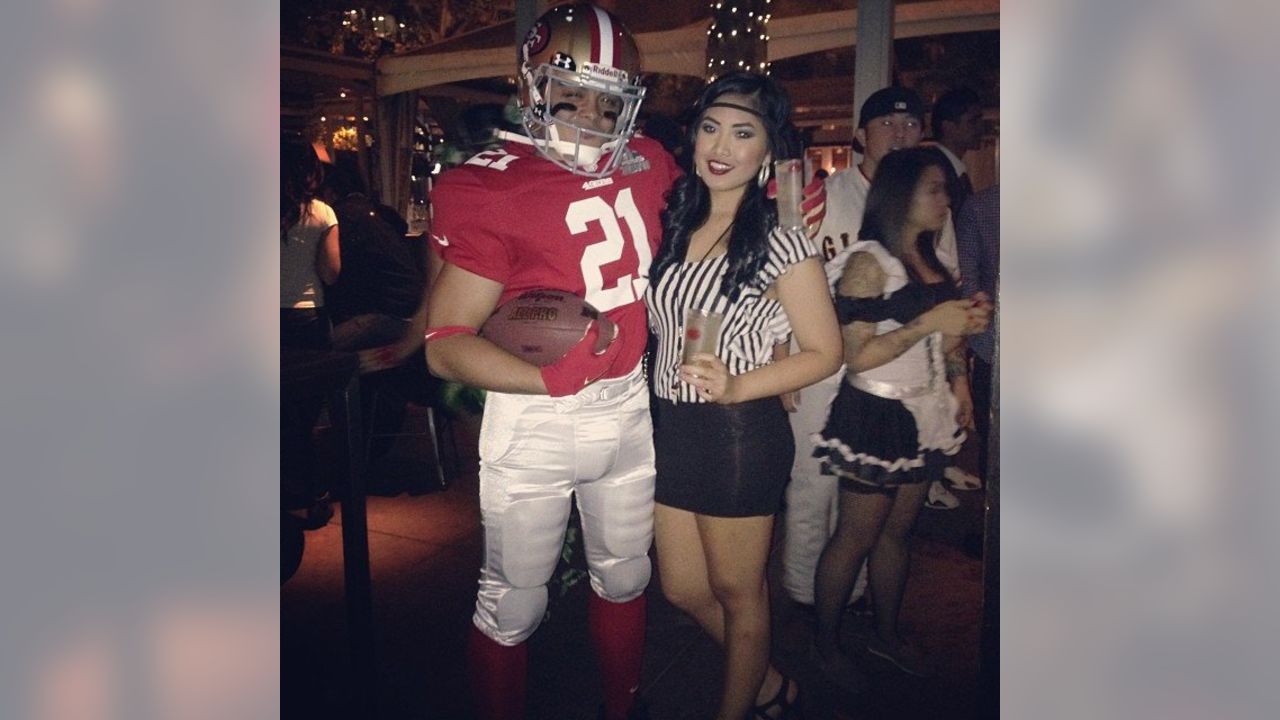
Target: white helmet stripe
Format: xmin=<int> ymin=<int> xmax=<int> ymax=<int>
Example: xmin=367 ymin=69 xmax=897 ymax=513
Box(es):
xmin=593 ymin=5 xmax=615 ymax=66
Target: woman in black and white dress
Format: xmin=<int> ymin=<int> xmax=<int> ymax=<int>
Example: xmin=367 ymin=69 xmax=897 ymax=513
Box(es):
xmin=810 ymin=147 xmax=991 ymax=681
xmin=646 ymin=73 xmax=841 ymax=720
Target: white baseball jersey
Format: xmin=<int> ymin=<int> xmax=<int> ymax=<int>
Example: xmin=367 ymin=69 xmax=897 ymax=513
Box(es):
xmin=782 ymin=166 xmax=870 ymax=604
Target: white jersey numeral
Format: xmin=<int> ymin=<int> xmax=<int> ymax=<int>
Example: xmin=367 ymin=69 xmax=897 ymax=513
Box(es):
xmin=464 ymin=150 xmax=519 ymax=171
xmin=567 ymin=189 xmax=650 ymax=312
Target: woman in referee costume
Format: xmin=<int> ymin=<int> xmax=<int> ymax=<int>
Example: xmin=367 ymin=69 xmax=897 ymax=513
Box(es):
xmin=645 ymin=72 xmax=841 ymax=719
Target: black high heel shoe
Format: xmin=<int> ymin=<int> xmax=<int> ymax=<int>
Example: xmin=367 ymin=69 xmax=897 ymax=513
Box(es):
xmin=753 ymin=674 xmax=802 ymax=719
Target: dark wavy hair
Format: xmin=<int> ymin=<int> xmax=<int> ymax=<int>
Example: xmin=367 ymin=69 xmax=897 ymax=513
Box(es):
xmin=858 ymin=146 xmax=954 ymax=284
xmin=281 ymin=140 xmax=324 ymax=242
xmin=650 ymin=72 xmax=801 ymax=301
xmin=931 ymin=87 xmax=981 ymax=134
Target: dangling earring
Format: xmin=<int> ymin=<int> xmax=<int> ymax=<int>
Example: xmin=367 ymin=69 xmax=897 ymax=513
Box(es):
xmin=757 ymin=157 xmax=772 ymax=188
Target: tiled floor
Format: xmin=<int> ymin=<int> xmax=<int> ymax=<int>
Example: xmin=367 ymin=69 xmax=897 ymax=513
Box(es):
xmin=282 ymin=406 xmax=995 ymax=719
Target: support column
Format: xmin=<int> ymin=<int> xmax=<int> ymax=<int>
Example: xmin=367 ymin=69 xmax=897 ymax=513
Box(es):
xmin=852 ymin=0 xmax=895 ymax=129
xmin=355 ymin=95 xmax=372 ymax=186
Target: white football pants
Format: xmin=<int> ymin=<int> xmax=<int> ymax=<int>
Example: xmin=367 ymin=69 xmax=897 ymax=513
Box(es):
xmin=472 ymin=368 xmax=655 ymax=646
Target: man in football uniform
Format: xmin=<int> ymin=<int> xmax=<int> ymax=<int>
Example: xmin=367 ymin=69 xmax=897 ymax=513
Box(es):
xmin=423 ymin=5 xmax=680 ymax=719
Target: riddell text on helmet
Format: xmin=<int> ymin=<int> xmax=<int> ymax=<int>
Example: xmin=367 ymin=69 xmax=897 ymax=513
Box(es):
xmin=583 ymin=62 xmax=627 ymax=82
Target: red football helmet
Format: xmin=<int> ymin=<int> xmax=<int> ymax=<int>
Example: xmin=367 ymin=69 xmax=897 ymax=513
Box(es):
xmin=517 ymin=3 xmax=646 ymax=177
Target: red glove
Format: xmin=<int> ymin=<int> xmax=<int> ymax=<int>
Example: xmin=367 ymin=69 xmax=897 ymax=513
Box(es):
xmin=766 ymin=175 xmax=827 ymax=240
xmin=540 ymin=322 xmax=622 ymax=397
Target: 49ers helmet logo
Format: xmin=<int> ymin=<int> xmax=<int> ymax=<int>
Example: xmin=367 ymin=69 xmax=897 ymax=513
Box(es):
xmin=522 ymin=20 xmax=549 ymax=59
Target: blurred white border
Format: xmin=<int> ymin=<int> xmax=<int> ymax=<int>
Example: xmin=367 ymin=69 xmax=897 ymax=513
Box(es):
xmin=1003 ymin=0 xmax=1280 ymax=717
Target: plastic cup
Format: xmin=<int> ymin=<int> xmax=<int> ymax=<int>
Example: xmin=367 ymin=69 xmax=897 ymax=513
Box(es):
xmin=681 ymin=308 xmax=724 ymax=364
xmin=774 ymin=158 xmax=805 ymax=231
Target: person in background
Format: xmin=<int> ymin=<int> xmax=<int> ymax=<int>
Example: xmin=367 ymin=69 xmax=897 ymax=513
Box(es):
xmin=781 ymin=87 xmax=933 ymax=621
xmin=280 ymin=140 xmax=340 ymax=349
xmin=319 ymin=162 xmax=429 ymax=489
xmin=925 ymin=87 xmax=984 ymax=216
xmin=956 ymin=184 xmax=999 ymax=484
xmin=422 ymin=6 xmax=677 ymax=719
xmin=646 ymin=72 xmax=842 ymax=720
xmin=321 ymin=162 xmax=424 ymax=353
xmin=924 ymin=87 xmax=987 ymax=498
xmin=811 ymin=147 xmax=990 ymax=682
xmin=280 ymin=139 xmax=341 ymax=523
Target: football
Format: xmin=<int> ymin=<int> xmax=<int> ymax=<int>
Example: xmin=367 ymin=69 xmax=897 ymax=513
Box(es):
xmin=480 ymin=289 xmax=616 ymax=367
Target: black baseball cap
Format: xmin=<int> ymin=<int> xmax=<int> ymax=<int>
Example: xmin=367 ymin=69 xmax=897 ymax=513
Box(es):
xmin=858 ymin=87 xmax=925 ymax=128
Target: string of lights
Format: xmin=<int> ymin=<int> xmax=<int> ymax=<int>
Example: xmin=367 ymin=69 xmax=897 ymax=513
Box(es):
xmin=704 ymin=0 xmax=773 ymax=82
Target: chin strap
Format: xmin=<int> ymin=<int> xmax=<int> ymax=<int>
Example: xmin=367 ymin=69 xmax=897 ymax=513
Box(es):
xmin=545 ymin=121 xmax=604 ymax=168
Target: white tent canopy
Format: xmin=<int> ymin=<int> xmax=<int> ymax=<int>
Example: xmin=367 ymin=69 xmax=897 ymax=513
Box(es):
xmin=376 ymin=0 xmax=999 ymax=97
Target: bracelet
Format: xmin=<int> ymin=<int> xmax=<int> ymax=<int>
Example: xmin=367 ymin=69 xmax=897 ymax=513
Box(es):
xmin=424 ymin=325 xmax=478 ymax=343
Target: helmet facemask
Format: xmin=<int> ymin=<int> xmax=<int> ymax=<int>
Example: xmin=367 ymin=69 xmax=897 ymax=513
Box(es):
xmin=521 ymin=63 xmax=645 ymax=178
xmin=516 ymin=4 xmax=646 ymax=178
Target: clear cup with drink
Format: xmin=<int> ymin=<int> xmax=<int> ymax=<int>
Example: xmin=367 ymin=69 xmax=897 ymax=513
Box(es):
xmin=774 ymin=158 xmax=805 ymax=231
xmin=677 ymin=308 xmax=724 ymax=387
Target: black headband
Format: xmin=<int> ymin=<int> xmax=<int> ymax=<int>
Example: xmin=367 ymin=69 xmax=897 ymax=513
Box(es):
xmin=702 ymin=101 xmax=766 ymax=120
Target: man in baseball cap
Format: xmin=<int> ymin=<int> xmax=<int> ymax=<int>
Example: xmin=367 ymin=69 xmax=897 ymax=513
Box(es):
xmin=851 ymin=87 xmax=927 ymax=185
xmin=859 ymin=87 xmax=926 ymax=127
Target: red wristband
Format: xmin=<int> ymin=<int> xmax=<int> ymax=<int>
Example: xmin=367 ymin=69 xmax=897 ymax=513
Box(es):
xmin=424 ymin=325 xmax=478 ymax=343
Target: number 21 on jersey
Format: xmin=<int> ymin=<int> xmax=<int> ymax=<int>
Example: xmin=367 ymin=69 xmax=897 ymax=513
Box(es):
xmin=567 ymin=189 xmax=651 ymax=312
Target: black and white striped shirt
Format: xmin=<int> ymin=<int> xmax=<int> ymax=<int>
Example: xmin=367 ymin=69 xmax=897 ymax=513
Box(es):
xmin=647 ymin=227 xmax=818 ymax=403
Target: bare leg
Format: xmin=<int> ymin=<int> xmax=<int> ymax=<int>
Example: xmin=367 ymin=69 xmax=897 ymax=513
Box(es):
xmin=654 ymin=504 xmax=794 ymax=719
xmin=699 ymin=513 xmax=775 ymax=720
xmin=654 ymin=504 xmax=725 ymax=639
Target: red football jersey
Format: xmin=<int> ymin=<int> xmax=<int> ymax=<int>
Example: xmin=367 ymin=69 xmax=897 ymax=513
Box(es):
xmin=430 ymin=134 xmax=681 ymax=379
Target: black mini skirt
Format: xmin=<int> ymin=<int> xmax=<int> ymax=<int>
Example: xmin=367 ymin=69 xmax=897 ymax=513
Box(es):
xmin=652 ymin=395 xmax=795 ymax=518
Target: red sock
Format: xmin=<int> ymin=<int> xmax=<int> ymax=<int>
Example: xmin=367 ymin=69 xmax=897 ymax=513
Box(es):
xmin=588 ymin=593 xmax=647 ymax=720
xmin=466 ymin=624 xmax=527 ymax=720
